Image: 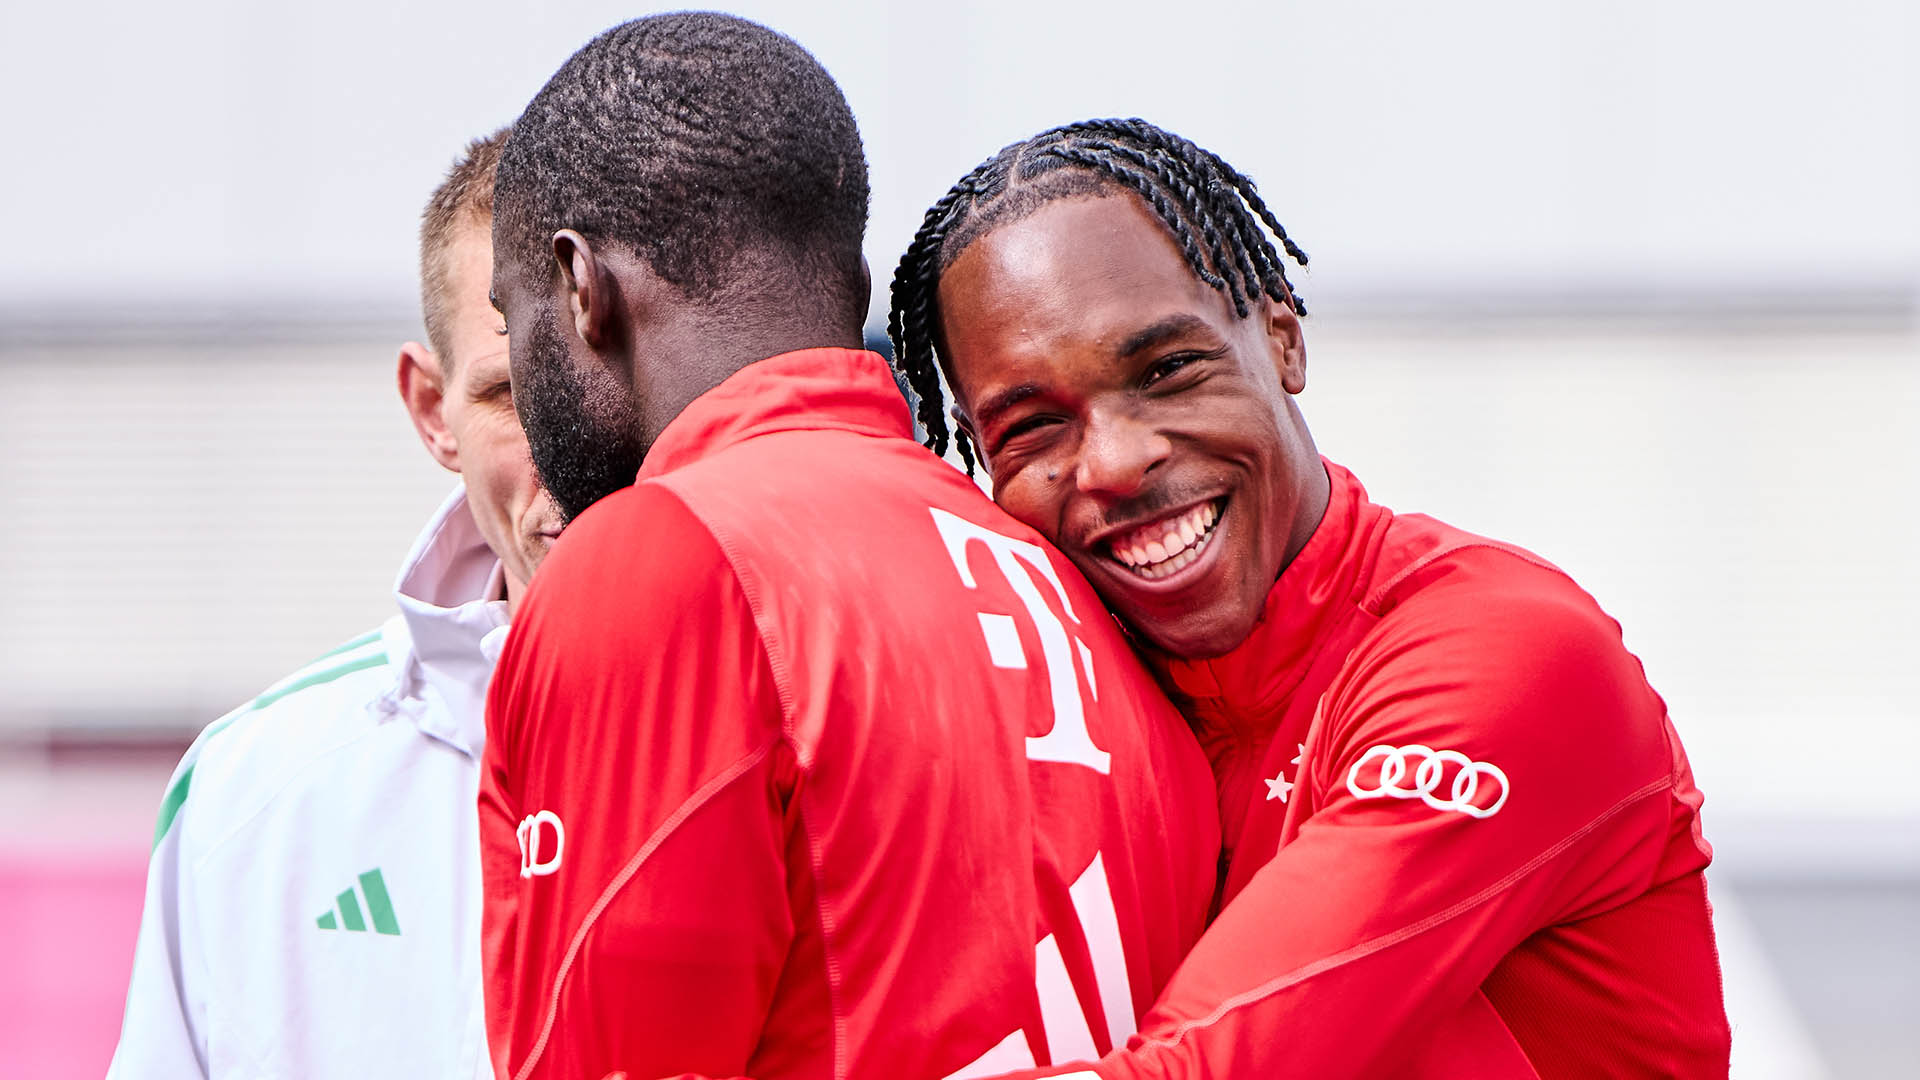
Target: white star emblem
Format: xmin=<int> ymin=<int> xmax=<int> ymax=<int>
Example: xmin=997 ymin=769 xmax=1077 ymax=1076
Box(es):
xmin=1266 ymin=745 xmax=1307 ymax=803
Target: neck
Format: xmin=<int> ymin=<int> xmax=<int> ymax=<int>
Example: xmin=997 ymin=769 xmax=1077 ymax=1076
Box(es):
xmin=691 ymin=317 xmax=868 ymax=380
xmin=633 ymin=315 xmax=866 ymax=452
xmin=1277 ymin=403 xmax=1331 ymax=579
xmin=604 ymin=244 xmax=870 ymax=457
xmin=503 ymin=567 xmax=529 ymax=617
xmin=1283 ymin=456 xmax=1332 ymax=577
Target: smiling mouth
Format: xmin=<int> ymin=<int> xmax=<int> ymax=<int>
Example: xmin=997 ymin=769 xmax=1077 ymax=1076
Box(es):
xmin=1105 ymin=498 xmax=1225 ymax=581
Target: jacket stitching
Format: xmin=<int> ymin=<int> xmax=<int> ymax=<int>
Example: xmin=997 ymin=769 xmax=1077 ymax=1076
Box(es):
xmin=1362 ymin=541 xmax=1567 ymax=616
xmin=512 ymin=737 xmax=780 ymax=1080
xmin=626 ymin=478 xmax=847 ymax=1079
xmin=1136 ymin=775 xmax=1673 ymax=1053
xmin=186 ymin=668 xmax=401 ymax=865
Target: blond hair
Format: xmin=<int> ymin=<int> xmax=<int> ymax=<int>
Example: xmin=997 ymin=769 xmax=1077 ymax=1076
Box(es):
xmin=419 ymin=128 xmax=509 ymax=365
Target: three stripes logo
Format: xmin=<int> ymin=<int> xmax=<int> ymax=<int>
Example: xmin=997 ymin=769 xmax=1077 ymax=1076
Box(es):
xmin=315 ymin=868 xmax=401 ymax=936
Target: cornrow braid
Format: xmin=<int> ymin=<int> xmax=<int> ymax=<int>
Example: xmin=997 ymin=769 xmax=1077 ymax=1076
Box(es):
xmin=888 ymin=173 xmax=993 ymax=471
xmin=1061 ymin=138 xmax=1255 ymax=311
xmin=1046 ymin=143 xmax=1232 ymax=299
xmin=1096 ymin=117 xmax=1313 ymax=274
xmin=887 ymin=118 xmax=1309 ymax=473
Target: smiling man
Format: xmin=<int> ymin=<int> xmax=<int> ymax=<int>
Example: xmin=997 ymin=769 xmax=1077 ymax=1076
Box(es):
xmin=108 ymin=130 xmax=561 ymax=1078
xmin=890 ymin=118 xmax=1731 ymax=1077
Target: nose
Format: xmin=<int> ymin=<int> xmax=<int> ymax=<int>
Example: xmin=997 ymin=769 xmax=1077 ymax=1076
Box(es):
xmin=1074 ymin=404 xmax=1171 ymax=497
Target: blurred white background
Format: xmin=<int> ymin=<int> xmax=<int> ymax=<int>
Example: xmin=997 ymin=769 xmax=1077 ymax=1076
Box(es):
xmin=0 ymin=1 xmax=1913 ymax=1076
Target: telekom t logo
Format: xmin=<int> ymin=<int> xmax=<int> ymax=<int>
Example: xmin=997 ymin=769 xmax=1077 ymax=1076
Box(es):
xmin=930 ymin=507 xmax=1135 ymax=1074
xmin=929 ymin=508 xmax=1107 ymax=775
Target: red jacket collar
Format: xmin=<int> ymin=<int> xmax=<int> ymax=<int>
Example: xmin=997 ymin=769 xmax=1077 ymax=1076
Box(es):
xmin=636 ymin=348 xmax=914 ymax=481
xmin=1150 ymin=460 xmax=1385 ymax=727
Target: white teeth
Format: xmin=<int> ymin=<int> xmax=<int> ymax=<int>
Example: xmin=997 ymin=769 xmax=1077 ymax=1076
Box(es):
xmin=1107 ymin=500 xmax=1223 ymax=579
xmin=1135 ymin=530 xmax=1210 ymax=580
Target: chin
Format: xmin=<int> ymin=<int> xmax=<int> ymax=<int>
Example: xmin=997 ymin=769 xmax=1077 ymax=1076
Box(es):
xmin=1114 ymin=560 xmax=1268 ymax=660
xmin=1125 ymin=607 xmax=1251 ymax=661
xmin=1066 ymin=492 xmax=1266 ymax=660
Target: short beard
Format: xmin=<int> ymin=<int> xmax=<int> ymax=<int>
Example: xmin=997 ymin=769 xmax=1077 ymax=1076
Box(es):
xmin=513 ymin=305 xmax=645 ymax=524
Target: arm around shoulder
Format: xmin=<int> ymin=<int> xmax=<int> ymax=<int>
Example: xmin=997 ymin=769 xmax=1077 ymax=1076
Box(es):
xmin=1088 ymin=566 xmax=1681 ymax=1078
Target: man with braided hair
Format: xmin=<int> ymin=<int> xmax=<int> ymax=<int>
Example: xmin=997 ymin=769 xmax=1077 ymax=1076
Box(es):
xmin=891 ymin=118 xmax=1730 ymax=1078
xmin=480 ymin=18 xmax=1218 ymax=1080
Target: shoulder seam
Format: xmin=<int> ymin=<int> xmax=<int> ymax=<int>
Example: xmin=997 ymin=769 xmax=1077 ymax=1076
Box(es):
xmin=794 ymin=786 xmax=849 ymax=1076
xmin=511 ymin=736 xmax=781 ymax=1080
xmin=249 ymin=634 xmax=391 ymax=707
xmin=641 ymin=479 xmax=803 ymax=767
xmin=189 ymin=719 xmax=402 ymax=867
xmin=315 ymin=628 xmax=382 ymax=661
xmin=1362 ymin=541 xmax=1569 ymax=616
xmin=1137 ymin=774 xmax=1673 ymax=1054
xmin=149 ymin=641 xmax=394 ymax=853
xmin=249 ymin=650 xmax=390 ymax=711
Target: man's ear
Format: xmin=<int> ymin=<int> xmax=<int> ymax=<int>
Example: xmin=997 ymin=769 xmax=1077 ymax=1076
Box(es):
xmin=553 ymin=229 xmax=618 ymax=350
xmin=1264 ymin=297 xmax=1308 ymax=396
xmin=397 ymin=342 xmax=460 ymax=473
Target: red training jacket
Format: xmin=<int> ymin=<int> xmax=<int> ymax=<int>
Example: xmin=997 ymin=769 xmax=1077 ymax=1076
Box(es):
xmin=1060 ymin=461 xmax=1731 ymax=1078
xmin=479 ymin=349 xmax=1219 ymax=1080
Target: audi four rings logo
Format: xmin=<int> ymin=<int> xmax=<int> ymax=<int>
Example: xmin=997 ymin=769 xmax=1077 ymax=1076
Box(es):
xmin=1345 ymin=744 xmax=1510 ymax=818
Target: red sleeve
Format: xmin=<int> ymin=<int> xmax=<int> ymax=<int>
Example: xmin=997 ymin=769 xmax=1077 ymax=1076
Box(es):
xmin=478 ymin=711 xmax=523 ymax=1080
xmin=1074 ymin=581 xmax=1685 ymax=1078
xmin=479 ymin=483 xmax=795 ymax=1080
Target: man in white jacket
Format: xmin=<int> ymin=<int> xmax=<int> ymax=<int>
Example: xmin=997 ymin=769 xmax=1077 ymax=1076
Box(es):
xmin=107 ymin=128 xmax=560 ymax=1078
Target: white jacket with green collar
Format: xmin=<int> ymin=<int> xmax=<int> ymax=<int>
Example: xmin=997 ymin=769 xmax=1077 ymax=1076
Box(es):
xmin=108 ymin=487 xmax=509 ymax=1079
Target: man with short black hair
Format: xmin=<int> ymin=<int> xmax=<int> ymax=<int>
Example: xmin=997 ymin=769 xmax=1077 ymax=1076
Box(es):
xmin=480 ymin=15 xmax=1218 ymax=1080
xmin=108 ymin=129 xmax=560 ymax=1079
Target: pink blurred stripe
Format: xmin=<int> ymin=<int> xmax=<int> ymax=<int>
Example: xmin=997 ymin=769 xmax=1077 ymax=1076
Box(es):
xmin=0 ymin=854 xmax=146 ymax=1079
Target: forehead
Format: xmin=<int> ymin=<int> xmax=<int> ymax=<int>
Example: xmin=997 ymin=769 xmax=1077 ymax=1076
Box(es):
xmin=936 ymin=194 xmax=1231 ymax=381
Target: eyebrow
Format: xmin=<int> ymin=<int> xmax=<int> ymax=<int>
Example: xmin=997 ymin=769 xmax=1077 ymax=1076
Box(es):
xmin=971 ymin=315 xmax=1216 ymax=432
xmin=971 ymin=383 xmax=1044 ymax=432
xmin=1117 ymin=313 xmax=1212 ymax=359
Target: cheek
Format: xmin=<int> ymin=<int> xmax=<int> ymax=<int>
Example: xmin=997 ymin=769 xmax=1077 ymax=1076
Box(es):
xmin=1178 ymin=391 xmax=1280 ymax=467
xmin=989 ymin=473 xmax=1064 ymax=545
xmin=464 ymin=417 xmax=539 ymax=501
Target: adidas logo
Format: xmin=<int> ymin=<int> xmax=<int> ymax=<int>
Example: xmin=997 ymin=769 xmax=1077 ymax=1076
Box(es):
xmin=315 ymin=868 xmax=401 ymax=935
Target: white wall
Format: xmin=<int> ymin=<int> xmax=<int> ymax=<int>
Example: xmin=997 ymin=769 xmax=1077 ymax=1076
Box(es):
xmin=0 ymin=0 xmax=1913 ymax=321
